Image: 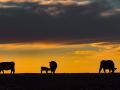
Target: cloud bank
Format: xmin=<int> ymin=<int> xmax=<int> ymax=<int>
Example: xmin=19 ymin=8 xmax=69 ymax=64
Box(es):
xmin=0 ymin=0 xmax=119 ymax=44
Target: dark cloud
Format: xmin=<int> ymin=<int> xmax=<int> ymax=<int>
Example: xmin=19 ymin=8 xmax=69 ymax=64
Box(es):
xmin=0 ymin=1 xmax=120 ymax=44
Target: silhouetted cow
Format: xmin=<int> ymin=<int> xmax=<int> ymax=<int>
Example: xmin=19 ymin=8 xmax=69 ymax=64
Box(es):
xmin=49 ymin=61 xmax=57 ymax=74
xmin=0 ymin=62 xmax=15 ymax=74
xmin=41 ymin=67 xmax=50 ymax=74
xmin=99 ymin=60 xmax=117 ymax=73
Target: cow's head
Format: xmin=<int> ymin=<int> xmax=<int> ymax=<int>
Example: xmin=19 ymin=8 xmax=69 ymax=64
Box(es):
xmin=112 ymin=68 xmax=117 ymax=73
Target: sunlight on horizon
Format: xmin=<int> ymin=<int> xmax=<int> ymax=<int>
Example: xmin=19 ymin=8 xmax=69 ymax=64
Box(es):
xmin=0 ymin=42 xmax=120 ymax=73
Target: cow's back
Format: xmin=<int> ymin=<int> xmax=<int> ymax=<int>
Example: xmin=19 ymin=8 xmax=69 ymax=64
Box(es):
xmin=101 ymin=60 xmax=114 ymax=69
xmin=106 ymin=60 xmax=115 ymax=68
xmin=0 ymin=62 xmax=15 ymax=70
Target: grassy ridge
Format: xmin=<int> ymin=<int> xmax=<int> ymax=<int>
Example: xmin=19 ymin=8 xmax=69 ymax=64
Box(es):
xmin=0 ymin=73 xmax=120 ymax=90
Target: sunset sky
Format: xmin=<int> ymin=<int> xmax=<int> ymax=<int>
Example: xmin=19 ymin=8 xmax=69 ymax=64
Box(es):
xmin=0 ymin=0 xmax=120 ymax=73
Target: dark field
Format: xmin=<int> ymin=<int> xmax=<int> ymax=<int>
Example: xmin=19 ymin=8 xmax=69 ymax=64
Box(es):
xmin=0 ymin=73 xmax=120 ymax=90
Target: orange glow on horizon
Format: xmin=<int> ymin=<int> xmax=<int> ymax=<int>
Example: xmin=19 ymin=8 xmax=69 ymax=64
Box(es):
xmin=0 ymin=42 xmax=120 ymax=73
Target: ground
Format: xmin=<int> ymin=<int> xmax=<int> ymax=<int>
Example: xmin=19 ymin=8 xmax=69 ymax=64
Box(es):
xmin=0 ymin=73 xmax=120 ymax=90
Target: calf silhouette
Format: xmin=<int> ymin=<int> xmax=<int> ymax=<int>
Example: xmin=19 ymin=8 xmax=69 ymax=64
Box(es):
xmin=0 ymin=62 xmax=15 ymax=74
xmin=41 ymin=67 xmax=50 ymax=74
xmin=99 ymin=60 xmax=117 ymax=73
xmin=49 ymin=61 xmax=57 ymax=74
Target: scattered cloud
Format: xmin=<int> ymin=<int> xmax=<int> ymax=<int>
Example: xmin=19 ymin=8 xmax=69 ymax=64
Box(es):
xmin=74 ymin=50 xmax=98 ymax=55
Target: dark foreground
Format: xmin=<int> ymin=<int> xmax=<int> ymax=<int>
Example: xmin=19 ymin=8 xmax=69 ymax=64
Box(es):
xmin=0 ymin=73 xmax=120 ymax=90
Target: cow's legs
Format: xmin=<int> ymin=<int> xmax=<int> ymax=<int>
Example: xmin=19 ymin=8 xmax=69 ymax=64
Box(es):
xmin=13 ymin=68 xmax=15 ymax=74
xmin=109 ymin=69 xmax=113 ymax=73
xmin=51 ymin=70 xmax=55 ymax=74
xmin=109 ymin=69 xmax=111 ymax=73
xmin=46 ymin=70 xmax=48 ymax=74
xmin=2 ymin=70 xmax=4 ymax=74
xmin=103 ymin=68 xmax=106 ymax=73
xmin=51 ymin=71 xmax=53 ymax=74
xmin=13 ymin=70 xmax=15 ymax=74
xmin=112 ymin=69 xmax=114 ymax=73
xmin=11 ymin=69 xmax=14 ymax=74
xmin=41 ymin=70 xmax=42 ymax=74
xmin=99 ymin=66 xmax=102 ymax=73
xmin=11 ymin=70 xmax=13 ymax=74
xmin=51 ymin=71 xmax=53 ymax=73
xmin=53 ymin=70 xmax=55 ymax=74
